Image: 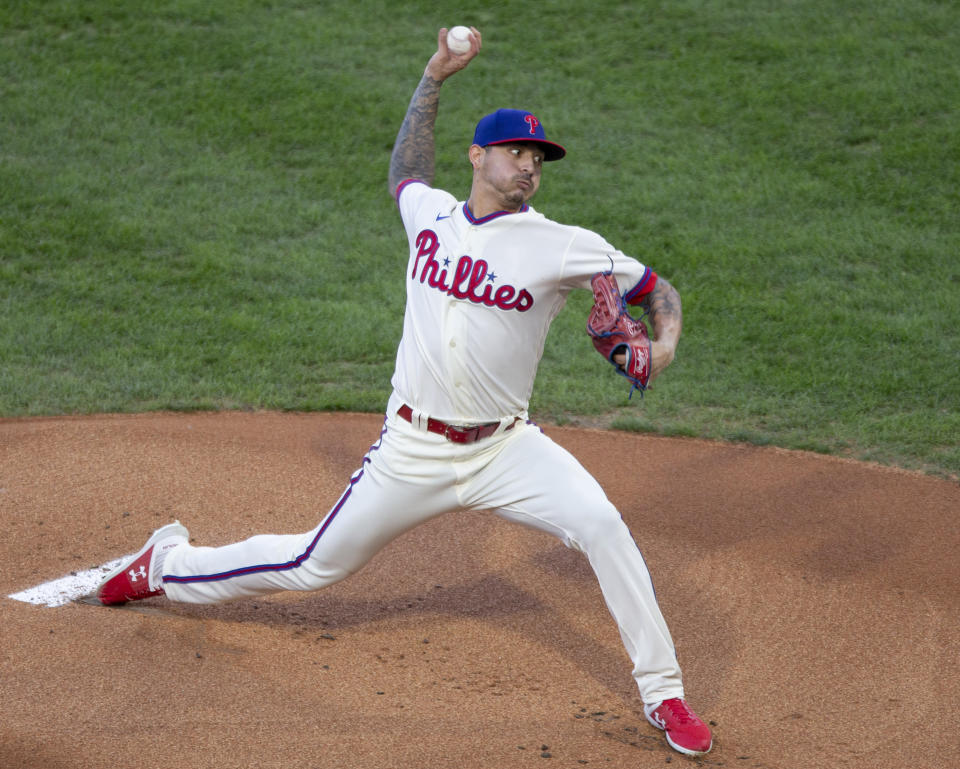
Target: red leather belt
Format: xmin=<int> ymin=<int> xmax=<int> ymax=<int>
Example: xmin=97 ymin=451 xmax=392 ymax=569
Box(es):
xmin=397 ymin=404 xmax=518 ymax=444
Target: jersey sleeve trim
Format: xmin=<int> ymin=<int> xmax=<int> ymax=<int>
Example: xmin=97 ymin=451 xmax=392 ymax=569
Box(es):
xmin=624 ymin=267 xmax=658 ymax=305
xmin=394 ymin=178 xmax=427 ymax=203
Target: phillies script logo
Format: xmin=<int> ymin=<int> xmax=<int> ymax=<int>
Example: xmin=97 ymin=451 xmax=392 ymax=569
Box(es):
xmin=412 ymin=230 xmax=534 ymax=312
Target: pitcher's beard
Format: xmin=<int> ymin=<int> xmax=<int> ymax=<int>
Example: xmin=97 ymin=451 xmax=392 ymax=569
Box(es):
xmin=499 ymin=181 xmax=532 ymax=210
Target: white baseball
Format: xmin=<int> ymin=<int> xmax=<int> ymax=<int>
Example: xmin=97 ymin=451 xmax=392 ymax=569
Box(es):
xmin=446 ymin=26 xmax=472 ymax=55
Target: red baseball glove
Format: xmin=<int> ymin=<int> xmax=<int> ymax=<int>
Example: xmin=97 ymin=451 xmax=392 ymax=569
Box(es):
xmin=586 ymin=270 xmax=652 ymax=397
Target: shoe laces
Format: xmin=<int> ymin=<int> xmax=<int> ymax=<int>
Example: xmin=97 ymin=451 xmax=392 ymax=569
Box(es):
xmin=662 ymin=698 xmax=698 ymax=725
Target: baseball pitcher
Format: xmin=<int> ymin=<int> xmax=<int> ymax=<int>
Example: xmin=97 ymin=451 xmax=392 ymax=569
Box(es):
xmin=97 ymin=27 xmax=711 ymax=757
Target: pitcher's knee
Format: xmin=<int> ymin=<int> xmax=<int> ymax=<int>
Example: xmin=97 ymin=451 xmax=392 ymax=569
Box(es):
xmin=570 ymin=504 xmax=633 ymax=553
xmin=294 ymin=557 xmax=359 ymax=591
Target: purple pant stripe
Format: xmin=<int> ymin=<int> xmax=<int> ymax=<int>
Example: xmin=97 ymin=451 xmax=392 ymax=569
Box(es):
xmin=164 ymin=419 xmax=388 ymax=585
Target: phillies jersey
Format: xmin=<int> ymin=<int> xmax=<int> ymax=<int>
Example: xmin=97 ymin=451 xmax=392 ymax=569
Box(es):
xmin=391 ymin=179 xmax=658 ymax=424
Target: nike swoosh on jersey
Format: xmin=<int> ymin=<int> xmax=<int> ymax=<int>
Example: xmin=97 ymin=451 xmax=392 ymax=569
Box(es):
xmin=436 ymin=213 xmax=451 ymax=221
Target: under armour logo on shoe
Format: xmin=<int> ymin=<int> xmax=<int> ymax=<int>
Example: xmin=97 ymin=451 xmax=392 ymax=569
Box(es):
xmin=128 ymin=565 xmax=147 ymax=582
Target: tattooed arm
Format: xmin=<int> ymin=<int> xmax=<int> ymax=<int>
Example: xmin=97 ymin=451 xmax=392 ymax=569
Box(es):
xmin=643 ymin=277 xmax=683 ymax=380
xmin=388 ymin=27 xmax=482 ymax=196
xmin=614 ymin=277 xmax=683 ymax=382
xmin=388 ymin=73 xmax=443 ymax=194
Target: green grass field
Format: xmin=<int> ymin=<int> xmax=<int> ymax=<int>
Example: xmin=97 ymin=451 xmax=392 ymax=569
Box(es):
xmin=2 ymin=0 xmax=958 ymax=478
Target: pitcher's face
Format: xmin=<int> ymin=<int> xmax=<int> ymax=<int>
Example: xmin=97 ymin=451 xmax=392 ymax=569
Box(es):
xmin=470 ymin=142 xmax=545 ymax=210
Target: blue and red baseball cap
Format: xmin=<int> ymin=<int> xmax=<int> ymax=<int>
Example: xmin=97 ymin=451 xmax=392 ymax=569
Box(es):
xmin=472 ymin=108 xmax=566 ymax=161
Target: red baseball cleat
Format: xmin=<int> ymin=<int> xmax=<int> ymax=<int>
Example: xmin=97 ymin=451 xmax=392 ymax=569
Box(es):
xmin=645 ymin=698 xmax=713 ymax=756
xmin=97 ymin=522 xmax=189 ymax=605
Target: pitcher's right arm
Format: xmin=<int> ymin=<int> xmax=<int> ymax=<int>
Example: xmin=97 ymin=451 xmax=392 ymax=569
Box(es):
xmin=388 ymin=27 xmax=481 ymax=197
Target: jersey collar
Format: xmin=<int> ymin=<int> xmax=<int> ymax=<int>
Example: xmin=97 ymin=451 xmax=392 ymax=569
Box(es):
xmin=462 ymin=201 xmax=529 ymax=225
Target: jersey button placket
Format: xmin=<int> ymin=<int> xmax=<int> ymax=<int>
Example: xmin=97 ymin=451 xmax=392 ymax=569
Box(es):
xmin=446 ymin=302 xmax=469 ymax=402
xmin=447 ymin=230 xmax=475 ymax=407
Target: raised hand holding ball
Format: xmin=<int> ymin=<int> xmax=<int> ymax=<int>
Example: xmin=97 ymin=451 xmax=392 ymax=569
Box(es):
xmin=446 ymin=26 xmax=473 ymax=55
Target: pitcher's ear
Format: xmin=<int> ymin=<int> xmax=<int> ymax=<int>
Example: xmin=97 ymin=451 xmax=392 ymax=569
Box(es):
xmin=468 ymin=144 xmax=485 ymax=169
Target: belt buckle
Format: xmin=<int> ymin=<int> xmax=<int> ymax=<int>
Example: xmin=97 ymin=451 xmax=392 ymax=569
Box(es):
xmin=444 ymin=424 xmax=474 ymax=443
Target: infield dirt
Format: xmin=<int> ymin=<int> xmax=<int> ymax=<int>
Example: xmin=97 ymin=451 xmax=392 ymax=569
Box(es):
xmin=2 ymin=411 xmax=957 ymax=768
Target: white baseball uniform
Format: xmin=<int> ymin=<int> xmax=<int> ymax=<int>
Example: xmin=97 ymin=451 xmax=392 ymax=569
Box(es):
xmin=162 ymin=179 xmax=685 ymax=704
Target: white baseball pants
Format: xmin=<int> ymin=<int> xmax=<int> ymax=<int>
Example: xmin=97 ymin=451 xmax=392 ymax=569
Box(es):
xmin=162 ymin=412 xmax=684 ymax=704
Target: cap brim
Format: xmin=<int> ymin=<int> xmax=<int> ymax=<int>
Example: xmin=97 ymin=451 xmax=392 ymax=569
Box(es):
xmin=484 ymin=138 xmax=566 ymax=161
